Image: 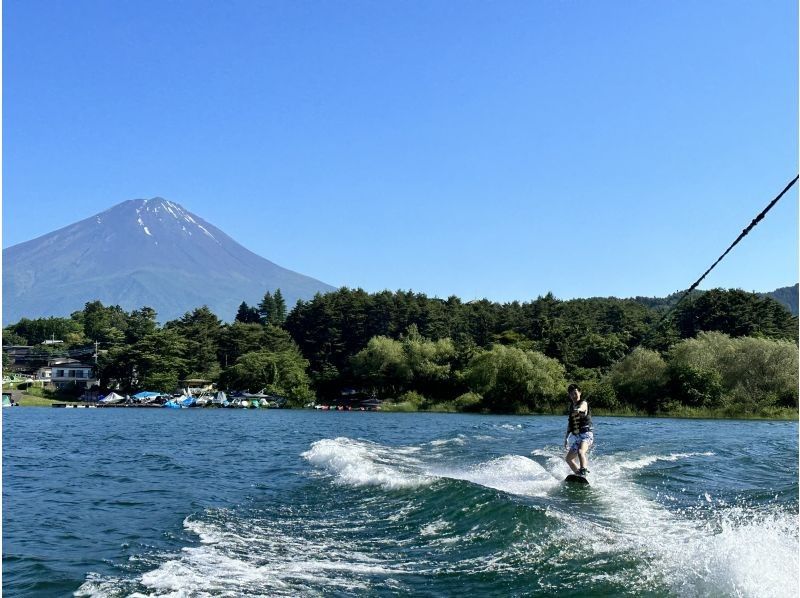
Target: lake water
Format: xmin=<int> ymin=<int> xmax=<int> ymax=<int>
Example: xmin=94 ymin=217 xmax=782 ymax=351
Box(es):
xmin=2 ymin=409 xmax=798 ymax=597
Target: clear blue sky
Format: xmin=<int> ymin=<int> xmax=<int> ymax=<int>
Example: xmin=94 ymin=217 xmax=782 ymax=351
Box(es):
xmin=3 ymin=0 xmax=797 ymax=302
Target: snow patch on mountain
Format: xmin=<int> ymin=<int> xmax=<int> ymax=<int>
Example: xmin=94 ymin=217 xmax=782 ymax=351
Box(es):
xmin=2 ymin=197 xmax=336 ymax=323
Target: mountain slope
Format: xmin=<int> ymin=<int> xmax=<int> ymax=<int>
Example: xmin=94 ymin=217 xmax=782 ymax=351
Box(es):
xmin=2 ymin=198 xmax=335 ymax=323
xmin=762 ymin=284 xmax=799 ymax=316
xmin=632 ymin=285 xmax=798 ymax=316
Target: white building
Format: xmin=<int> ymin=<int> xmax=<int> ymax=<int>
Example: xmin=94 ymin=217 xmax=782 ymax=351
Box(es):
xmin=34 ymin=366 xmax=53 ymax=382
xmin=49 ymin=362 xmax=97 ymax=390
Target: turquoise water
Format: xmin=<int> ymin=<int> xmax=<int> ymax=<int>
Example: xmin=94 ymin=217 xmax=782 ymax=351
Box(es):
xmin=3 ymin=410 xmax=798 ymax=597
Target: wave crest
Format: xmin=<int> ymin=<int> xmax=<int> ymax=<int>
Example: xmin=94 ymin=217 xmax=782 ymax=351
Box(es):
xmin=302 ymin=437 xmax=433 ymax=490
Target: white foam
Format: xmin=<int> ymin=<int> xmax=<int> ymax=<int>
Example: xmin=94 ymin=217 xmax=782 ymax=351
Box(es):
xmin=78 ymin=444 xmax=797 ymax=597
xmin=628 ymin=502 xmax=799 ymax=597
xmin=683 ymin=507 xmax=799 ymax=598
xmin=613 ymin=452 xmax=715 ymax=472
xmin=437 ymin=455 xmax=559 ymax=497
xmin=94 ymin=514 xmax=416 ymax=597
xmin=392 ymin=446 xmax=422 ymax=454
xmin=420 ymin=519 xmax=452 ymax=536
xmin=499 ymin=424 xmax=523 ymax=430
xmin=302 ymin=437 xmax=433 ymax=490
xmin=184 ymin=518 xmax=226 ymax=544
xmin=140 ymin=551 xmax=279 ymax=594
xmin=384 ymin=501 xmax=419 ymax=522
xmin=556 ymin=451 xmax=799 ymax=598
xmin=74 ymin=573 xmax=124 ymax=597
xmin=429 ymin=436 xmax=466 ymax=447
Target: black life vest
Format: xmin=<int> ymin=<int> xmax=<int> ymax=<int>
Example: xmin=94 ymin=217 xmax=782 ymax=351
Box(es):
xmin=568 ymin=401 xmax=593 ymax=435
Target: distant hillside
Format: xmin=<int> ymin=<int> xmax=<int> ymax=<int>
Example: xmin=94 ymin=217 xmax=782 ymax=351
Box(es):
xmin=762 ymin=284 xmax=799 ymax=316
xmin=2 ymin=198 xmax=336 ymax=323
xmin=632 ymin=284 xmax=798 ymax=316
xmin=631 ymin=290 xmax=703 ymax=312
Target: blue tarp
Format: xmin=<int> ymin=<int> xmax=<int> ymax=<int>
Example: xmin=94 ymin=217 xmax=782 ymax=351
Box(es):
xmin=133 ymin=391 xmax=161 ymax=399
xmin=163 ymin=400 xmax=182 ymax=409
xmin=178 ymin=396 xmax=196 ymax=407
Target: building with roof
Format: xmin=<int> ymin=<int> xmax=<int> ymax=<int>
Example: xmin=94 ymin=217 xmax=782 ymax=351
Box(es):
xmin=49 ymin=362 xmax=97 ymax=390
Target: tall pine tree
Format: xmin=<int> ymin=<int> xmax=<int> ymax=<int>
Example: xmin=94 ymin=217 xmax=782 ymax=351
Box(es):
xmin=235 ymin=301 xmax=261 ymax=324
xmin=258 ymin=291 xmax=276 ymax=324
xmin=273 ymin=289 xmax=287 ymax=325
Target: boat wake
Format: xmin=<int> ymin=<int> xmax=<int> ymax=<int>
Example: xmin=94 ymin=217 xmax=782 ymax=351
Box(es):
xmin=532 ymin=445 xmax=798 ymax=598
xmin=76 ymin=434 xmax=798 ymax=598
xmin=301 ymin=437 xmax=434 ymax=490
xmin=299 ymin=437 xmax=798 ymax=597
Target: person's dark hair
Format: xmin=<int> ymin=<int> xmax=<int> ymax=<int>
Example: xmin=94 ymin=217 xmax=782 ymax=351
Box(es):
xmin=567 ymin=383 xmax=581 ymax=393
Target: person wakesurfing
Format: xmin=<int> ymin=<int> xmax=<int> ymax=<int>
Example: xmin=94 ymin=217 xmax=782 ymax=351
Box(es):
xmin=564 ymin=383 xmax=593 ymax=477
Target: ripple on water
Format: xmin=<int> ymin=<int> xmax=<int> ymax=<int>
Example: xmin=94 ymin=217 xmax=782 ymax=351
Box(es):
xmin=4 ymin=411 xmax=798 ymax=597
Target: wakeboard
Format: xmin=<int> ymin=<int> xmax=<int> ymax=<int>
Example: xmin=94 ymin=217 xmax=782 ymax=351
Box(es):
xmin=564 ymin=474 xmax=589 ymax=484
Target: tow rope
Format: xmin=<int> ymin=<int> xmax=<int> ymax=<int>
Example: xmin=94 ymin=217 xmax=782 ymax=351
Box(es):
xmin=644 ymin=174 xmax=798 ymax=341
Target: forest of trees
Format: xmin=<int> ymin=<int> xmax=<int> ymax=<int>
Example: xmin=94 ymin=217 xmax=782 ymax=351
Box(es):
xmin=3 ymin=286 xmax=798 ymax=416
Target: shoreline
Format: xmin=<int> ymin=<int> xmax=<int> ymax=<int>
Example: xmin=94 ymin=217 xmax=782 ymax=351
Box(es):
xmin=7 ymin=395 xmax=797 ymax=421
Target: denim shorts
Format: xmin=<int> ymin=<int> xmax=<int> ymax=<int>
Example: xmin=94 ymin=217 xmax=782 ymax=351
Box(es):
xmin=568 ymin=431 xmax=594 ymax=452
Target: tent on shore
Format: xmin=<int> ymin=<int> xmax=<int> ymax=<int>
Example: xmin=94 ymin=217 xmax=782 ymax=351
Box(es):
xmin=100 ymin=392 xmax=126 ymax=404
xmin=211 ymin=391 xmax=228 ymax=407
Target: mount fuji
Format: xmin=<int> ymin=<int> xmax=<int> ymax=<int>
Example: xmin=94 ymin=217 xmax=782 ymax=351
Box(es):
xmin=2 ymin=198 xmax=336 ymax=323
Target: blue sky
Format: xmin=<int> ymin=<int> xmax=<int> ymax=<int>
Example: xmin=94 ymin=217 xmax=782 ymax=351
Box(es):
xmin=3 ymin=0 xmax=797 ymax=302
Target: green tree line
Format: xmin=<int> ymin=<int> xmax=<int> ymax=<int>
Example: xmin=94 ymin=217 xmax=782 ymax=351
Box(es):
xmin=3 ymin=287 xmax=797 ymax=415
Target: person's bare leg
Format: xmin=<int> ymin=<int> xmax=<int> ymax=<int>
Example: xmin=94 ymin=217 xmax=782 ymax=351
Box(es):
xmin=577 ymin=441 xmax=589 ymax=472
xmin=565 ymin=449 xmax=580 ymax=473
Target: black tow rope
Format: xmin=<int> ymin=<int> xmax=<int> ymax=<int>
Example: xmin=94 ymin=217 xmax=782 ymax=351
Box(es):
xmin=644 ymin=174 xmax=799 ymax=341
